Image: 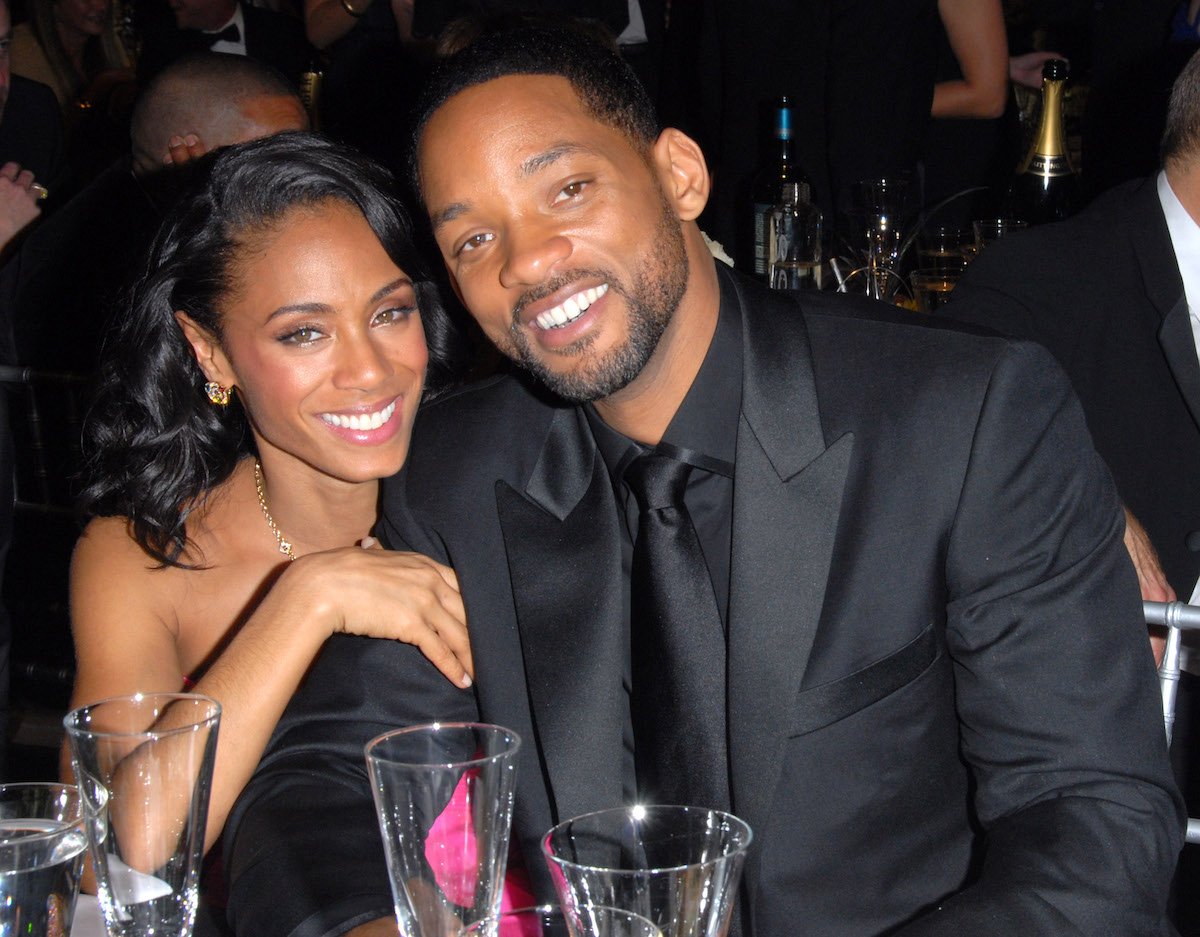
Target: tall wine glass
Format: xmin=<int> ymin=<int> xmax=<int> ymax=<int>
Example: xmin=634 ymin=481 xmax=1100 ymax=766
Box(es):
xmin=366 ymin=723 xmax=521 ymax=937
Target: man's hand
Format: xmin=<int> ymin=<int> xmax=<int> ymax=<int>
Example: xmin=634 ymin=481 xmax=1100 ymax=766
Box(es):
xmin=163 ymin=133 xmax=207 ymax=167
xmin=1124 ymin=507 xmax=1174 ymax=665
xmin=1124 ymin=507 xmax=1175 ymax=602
xmin=0 ymin=161 xmax=43 ymax=251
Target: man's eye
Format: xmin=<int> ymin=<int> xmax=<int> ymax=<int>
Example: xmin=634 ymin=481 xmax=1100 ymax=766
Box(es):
xmin=457 ymin=232 xmax=494 ymax=255
xmin=554 ymin=181 xmax=588 ymax=203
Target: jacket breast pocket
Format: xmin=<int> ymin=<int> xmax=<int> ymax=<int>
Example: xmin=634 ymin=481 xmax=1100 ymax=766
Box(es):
xmin=787 ymin=623 xmax=942 ymax=738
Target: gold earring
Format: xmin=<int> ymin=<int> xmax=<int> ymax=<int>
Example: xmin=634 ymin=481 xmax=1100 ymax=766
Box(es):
xmin=204 ymin=381 xmax=231 ymax=406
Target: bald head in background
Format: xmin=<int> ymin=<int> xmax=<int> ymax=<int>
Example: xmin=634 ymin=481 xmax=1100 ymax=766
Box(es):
xmin=130 ymin=52 xmax=308 ymax=175
xmin=4 ymin=52 xmax=308 ymax=372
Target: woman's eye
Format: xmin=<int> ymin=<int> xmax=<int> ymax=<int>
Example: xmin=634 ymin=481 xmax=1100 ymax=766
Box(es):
xmin=374 ymin=305 xmax=416 ymax=326
xmin=278 ymin=326 xmax=324 ymax=346
xmin=554 ymin=180 xmax=588 ymax=203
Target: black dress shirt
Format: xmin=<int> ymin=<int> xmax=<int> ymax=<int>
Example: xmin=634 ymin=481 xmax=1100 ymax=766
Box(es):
xmin=586 ymin=294 xmax=743 ymax=622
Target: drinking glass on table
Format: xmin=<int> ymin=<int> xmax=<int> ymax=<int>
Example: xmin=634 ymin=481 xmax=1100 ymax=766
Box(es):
xmin=851 ymin=177 xmax=911 ymax=301
xmin=971 ymin=218 xmax=1028 ymax=255
xmin=63 ymin=693 xmax=221 ymax=937
xmin=0 ymin=782 xmax=90 ymax=937
xmin=917 ymin=225 xmax=968 ymax=276
xmin=542 ymin=806 xmax=752 ymax=937
xmin=366 ymin=723 xmax=521 ymax=937
xmin=462 ymin=904 xmax=661 ymax=937
xmin=909 ymin=268 xmax=960 ymax=313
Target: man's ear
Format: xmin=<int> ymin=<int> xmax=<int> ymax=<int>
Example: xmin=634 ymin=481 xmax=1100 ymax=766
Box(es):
xmin=174 ymin=311 xmax=236 ymax=388
xmin=651 ymin=128 xmax=711 ymax=222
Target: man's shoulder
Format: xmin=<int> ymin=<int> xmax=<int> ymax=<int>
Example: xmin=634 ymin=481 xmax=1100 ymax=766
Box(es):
xmin=410 ymin=371 xmax=569 ymax=462
xmin=745 ymin=278 xmax=1011 ymax=364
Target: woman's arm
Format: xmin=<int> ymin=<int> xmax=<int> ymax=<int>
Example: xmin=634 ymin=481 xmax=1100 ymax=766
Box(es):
xmin=932 ymin=0 xmax=1009 ymax=119
xmin=65 ymin=519 xmax=471 ymax=853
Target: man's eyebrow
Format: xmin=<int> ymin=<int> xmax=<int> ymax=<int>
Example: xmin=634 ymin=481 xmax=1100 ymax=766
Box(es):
xmin=430 ymin=202 xmax=467 ymax=232
xmin=428 ymin=143 xmax=593 ymax=231
xmin=520 ymin=143 xmax=589 ymax=177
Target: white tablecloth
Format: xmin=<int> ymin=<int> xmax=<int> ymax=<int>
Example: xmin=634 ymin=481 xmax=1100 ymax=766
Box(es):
xmin=72 ymin=894 xmax=105 ymax=937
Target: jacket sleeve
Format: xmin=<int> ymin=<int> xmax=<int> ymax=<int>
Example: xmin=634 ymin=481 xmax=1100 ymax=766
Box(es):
xmin=899 ymin=339 xmax=1184 ymax=935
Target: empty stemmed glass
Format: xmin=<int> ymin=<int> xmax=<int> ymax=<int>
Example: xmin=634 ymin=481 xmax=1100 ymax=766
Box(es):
xmin=852 ymin=177 xmax=911 ymax=301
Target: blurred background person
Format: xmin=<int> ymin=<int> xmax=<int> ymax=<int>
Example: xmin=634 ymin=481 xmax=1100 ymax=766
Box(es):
xmin=0 ymin=0 xmax=65 ymax=200
xmin=10 ymin=0 xmax=132 ymax=113
xmin=137 ymin=0 xmax=312 ymax=88
xmin=10 ymin=0 xmax=134 ymax=186
xmin=3 ymin=51 xmax=308 ymax=374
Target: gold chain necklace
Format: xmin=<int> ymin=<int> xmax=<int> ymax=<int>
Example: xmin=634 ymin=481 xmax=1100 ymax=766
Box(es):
xmin=254 ymin=460 xmax=296 ymax=561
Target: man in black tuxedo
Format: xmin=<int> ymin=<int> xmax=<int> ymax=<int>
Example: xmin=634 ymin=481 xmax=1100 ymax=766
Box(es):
xmin=137 ymin=0 xmax=312 ymax=87
xmin=225 ymin=25 xmax=1182 ymax=937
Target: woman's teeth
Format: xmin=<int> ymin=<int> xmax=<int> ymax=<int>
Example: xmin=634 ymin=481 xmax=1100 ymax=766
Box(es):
xmin=321 ymin=399 xmax=397 ymax=431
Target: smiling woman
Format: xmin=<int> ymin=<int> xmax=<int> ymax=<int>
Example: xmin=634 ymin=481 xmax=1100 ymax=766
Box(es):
xmin=64 ymin=132 xmax=474 ymax=866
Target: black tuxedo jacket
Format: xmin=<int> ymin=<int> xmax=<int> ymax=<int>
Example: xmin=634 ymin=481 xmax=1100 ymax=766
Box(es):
xmin=137 ymin=2 xmax=313 ymax=87
xmin=948 ymin=176 xmax=1200 ymax=597
xmin=226 ymin=266 xmax=1181 ymax=937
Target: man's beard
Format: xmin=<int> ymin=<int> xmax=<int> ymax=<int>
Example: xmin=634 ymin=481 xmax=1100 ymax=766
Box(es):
xmin=504 ymin=199 xmax=689 ymax=404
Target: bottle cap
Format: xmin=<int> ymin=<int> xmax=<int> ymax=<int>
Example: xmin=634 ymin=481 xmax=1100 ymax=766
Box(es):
xmin=1042 ymin=58 xmax=1069 ymax=82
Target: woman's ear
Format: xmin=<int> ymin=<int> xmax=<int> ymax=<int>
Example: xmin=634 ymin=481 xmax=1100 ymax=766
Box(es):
xmin=174 ymin=311 xmax=235 ymax=388
xmin=651 ymin=128 xmax=711 ymax=223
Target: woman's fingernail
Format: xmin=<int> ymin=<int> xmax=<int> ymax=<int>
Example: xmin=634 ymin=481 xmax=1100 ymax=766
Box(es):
xmin=360 ymin=536 xmax=378 ymax=549
xmin=460 ymin=674 xmax=473 ymax=689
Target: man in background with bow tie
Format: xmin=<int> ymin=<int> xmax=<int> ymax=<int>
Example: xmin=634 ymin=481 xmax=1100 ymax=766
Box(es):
xmin=136 ymin=0 xmax=312 ymax=88
xmin=225 ymin=23 xmax=1183 ymax=937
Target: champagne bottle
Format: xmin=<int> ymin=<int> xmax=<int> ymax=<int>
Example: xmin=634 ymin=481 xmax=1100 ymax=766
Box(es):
xmin=768 ymin=182 xmax=823 ymax=291
xmin=1006 ymin=58 xmax=1079 ymax=225
xmin=749 ymin=97 xmax=814 ymax=278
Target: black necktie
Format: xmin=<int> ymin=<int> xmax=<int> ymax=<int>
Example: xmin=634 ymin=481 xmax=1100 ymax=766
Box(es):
xmin=206 ymin=23 xmax=240 ymax=45
xmin=626 ymin=452 xmax=730 ymax=809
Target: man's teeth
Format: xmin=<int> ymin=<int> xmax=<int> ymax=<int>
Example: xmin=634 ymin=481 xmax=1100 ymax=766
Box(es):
xmin=534 ymin=283 xmax=609 ymax=330
xmin=321 ymin=399 xmax=397 ymax=431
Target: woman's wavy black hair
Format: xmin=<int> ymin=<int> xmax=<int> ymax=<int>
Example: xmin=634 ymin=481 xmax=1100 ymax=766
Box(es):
xmin=81 ymin=131 xmax=461 ymax=567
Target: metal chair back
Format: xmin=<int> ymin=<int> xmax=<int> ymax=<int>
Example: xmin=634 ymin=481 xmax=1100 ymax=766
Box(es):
xmin=1147 ymin=600 xmax=1200 ymax=844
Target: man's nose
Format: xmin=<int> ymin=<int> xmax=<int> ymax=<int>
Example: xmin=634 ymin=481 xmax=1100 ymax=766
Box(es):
xmin=499 ymin=227 xmax=571 ymax=290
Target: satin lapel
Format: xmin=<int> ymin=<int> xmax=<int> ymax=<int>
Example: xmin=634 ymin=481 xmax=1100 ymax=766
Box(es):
xmin=496 ymin=406 xmax=626 ymax=823
xmin=1129 ymin=180 xmax=1200 ymax=433
xmin=721 ymin=270 xmax=852 ymax=910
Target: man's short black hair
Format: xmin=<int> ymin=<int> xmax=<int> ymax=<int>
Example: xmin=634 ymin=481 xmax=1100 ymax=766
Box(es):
xmin=410 ymin=23 xmax=659 ymax=193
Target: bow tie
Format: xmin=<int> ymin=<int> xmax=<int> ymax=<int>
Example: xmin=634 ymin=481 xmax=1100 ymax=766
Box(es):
xmin=205 ymin=22 xmax=240 ymax=44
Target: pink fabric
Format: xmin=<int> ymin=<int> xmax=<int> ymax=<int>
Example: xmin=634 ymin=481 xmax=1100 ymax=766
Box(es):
xmin=424 ymin=771 xmax=535 ymax=913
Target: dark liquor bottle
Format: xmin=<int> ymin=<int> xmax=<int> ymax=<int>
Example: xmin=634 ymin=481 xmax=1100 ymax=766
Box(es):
xmin=749 ymin=97 xmax=814 ymax=279
xmin=1006 ymin=58 xmax=1080 ymax=225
